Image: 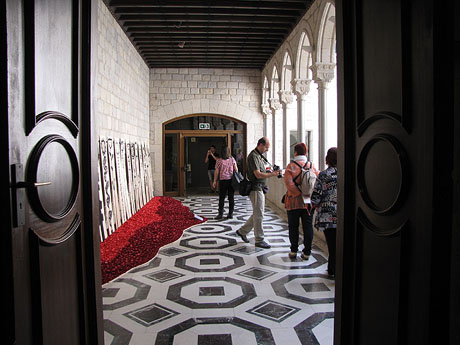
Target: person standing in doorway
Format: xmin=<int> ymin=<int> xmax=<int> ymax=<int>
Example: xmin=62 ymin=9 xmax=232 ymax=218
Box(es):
xmin=235 ymin=137 xmax=281 ymax=249
xmin=283 ymin=142 xmax=317 ymax=260
xmin=205 ymin=145 xmax=218 ymax=192
xmin=311 ymin=147 xmax=338 ymax=278
xmin=213 ymin=146 xmax=238 ymax=219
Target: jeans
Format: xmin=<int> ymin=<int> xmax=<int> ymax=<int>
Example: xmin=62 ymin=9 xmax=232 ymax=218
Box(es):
xmin=287 ymin=207 xmax=313 ymax=255
xmin=218 ymin=179 xmax=234 ymax=215
xmin=238 ymin=190 xmax=265 ymax=243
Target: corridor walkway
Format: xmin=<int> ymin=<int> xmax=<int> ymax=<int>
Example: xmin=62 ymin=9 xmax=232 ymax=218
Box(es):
xmin=103 ymin=195 xmax=335 ymax=345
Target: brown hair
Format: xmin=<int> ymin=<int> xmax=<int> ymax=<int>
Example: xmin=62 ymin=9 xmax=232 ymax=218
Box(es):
xmin=294 ymin=142 xmax=307 ymax=156
xmin=326 ymin=147 xmax=337 ymax=167
xmin=221 ymin=146 xmax=231 ymax=160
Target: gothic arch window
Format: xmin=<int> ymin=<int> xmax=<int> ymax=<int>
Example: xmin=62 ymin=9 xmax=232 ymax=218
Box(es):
xmin=270 ymin=66 xmax=280 ymax=99
xmin=296 ymin=31 xmax=313 ymax=80
xmin=317 ymin=2 xmax=336 ymax=64
xmin=281 ymin=51 xmax=294 ymax=92
xmin=262 ymin=75 xmax=270 ymax=105
xmin=270 ymin=66 xmax=283 ymax=165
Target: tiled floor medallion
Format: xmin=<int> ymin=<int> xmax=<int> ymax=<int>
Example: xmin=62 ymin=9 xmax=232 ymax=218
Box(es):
xmin=236 ymin=267 xmax=277 ymax=281
xmin=145 ymin=269 xmax=185 ymax=283
xmin=246 ymin=300 xmax=301 ymax=322
xmin=272 ymin=274 xmax=335 ymax=305
xmin=186 ymin=223 xmax=233 ymax=234
xmin=258 ymin=251 xmax=328 ymax=270
xmin=167 ymin=277 xmax=256 ymax=308
xmin=123 ymin=303 xmax=179 ymax=327
xmin=103 ymin=278 xmax=150 ymax=311
xmin=180 ymin=235 xmax=237 ymax=249
xmin=154 ymin=317 xmax=276 ymax=345
xmin=175 ymin=252 xmax=245 ymax=272
xmin=103 ymin=195 xmax=334 ymax=345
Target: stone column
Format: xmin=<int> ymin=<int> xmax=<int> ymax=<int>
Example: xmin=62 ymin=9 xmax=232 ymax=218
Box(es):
xmin=279 ymin=90 xmax=294 ymax=167
xmin=311 ymin=63 xmax=335 ymax=170
xmin=293 ymin=78 xmax=312 ymax=145
xmin=269 ymin=97 xmax=282 ymax=165
xmin=261 ymin=103 xmax=271 ymax=138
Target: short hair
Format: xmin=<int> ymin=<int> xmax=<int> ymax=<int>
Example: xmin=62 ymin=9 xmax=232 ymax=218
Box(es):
xmin=257 ymin=137 xmax=267 ymax=146
xmin=210 ymin=145 xmax=216 ymax=148
xmin=326 ymin=147 xmax=338 ymax=167
xmin=294 ymin=143 xmax=307 ymax=156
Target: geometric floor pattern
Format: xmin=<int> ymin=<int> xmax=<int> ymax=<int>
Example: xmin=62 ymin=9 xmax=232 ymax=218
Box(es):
xmin=103 ymin=195 xmax=334 ymax=345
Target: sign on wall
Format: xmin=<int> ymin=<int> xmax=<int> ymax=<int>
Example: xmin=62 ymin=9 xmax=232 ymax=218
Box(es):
xmin=199 ymin=123 xmax=210 ymax=129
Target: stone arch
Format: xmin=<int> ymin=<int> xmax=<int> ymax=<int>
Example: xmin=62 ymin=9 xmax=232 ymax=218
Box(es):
xmin=316 ymin=1 xmax=336 ymax=64
xmin=156 ymin=99 xmax=260 ymax=126
xmin=270 ymin=65 xmax=280 ymax=98
xmin=281 ymin=50 xmax=294 ymax=91
xmin=151 ymin=99 xmax=264 ymax=194
xmin=262 ymin=75 xmax=270 ymax=105
xmin=296 ymin=30 xmax=314 ymax=79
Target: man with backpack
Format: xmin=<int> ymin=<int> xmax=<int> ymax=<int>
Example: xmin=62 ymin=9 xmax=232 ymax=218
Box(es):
xmin=282 ymin=142 xmax=318 ymax=260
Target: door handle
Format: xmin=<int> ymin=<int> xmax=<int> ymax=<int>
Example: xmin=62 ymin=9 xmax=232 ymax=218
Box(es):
xmin=14 ymin=181 xmax=52 ymax=188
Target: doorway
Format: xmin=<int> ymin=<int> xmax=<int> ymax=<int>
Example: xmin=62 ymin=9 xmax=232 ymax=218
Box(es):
xmin=163 ymin=114 xmax=246 ymax=196
xmin=185 ymin=136 xmax=226 ymax=195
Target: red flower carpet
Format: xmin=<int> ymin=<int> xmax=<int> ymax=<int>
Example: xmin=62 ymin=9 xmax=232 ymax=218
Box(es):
xmin=100 ymin=196 xmax=206 ymax=284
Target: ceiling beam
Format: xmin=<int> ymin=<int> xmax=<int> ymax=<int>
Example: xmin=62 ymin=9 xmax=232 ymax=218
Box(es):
xmin=114 ymin=8 xmax=303 ymax=17
xmin=109 ymin=0 xmax=306 ymax=10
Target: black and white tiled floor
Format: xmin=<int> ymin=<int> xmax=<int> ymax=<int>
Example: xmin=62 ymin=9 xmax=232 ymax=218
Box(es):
xmin=103 ymin=195 xmax=334 ymax=345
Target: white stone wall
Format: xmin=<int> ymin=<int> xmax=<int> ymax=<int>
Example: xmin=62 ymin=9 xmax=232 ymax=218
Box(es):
xmin=95 ymin=0 xmax=150 ymax=144
xmin=149 ymin=68 xmax=264 ymax=194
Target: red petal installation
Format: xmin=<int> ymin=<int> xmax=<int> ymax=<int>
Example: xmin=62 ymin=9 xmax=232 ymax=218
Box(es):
xmin=100 ymin=196 xmax=206 ymax=284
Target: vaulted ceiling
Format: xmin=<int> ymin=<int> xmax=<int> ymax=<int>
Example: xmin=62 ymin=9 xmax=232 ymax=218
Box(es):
xmin=104 ymin=0 xmax=314 ymax=69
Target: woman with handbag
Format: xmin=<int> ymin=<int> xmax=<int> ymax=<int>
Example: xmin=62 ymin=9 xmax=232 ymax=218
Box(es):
xmin=283 ymin=143 xmax=318 ymax=260
xmin=213 ymin=146 xmax=238 ymax=219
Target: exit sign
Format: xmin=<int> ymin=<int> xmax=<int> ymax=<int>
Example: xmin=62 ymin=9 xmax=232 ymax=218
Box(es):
xmin=199 ymin=123 xmax=210 ymax=130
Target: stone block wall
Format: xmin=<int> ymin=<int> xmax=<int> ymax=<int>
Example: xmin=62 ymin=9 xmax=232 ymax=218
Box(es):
xmin=95 ymin=0 xmax=150 ymax=144
xmin=149 ymin=68 xmax=265 ymax=194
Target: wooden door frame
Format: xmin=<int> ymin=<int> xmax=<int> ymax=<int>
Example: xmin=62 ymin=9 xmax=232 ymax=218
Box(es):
xmin=163 ymin=114 xmax=246 ymax=197
xmin=2 ymin=0 xmax=15 ymax=342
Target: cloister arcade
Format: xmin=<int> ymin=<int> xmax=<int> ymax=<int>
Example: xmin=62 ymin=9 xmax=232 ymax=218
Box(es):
xmin=261 ymin=1 xmax=337 ymax=172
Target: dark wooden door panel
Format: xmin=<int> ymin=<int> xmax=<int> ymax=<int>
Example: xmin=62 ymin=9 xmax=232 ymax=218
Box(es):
xmin=336 ymin=0 xmax=454 ymax=344
xmin=7 ymin=0 xmax=100 ymax=344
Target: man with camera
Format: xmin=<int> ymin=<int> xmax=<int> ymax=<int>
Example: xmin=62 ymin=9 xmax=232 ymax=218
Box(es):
xmin=236 ymin=137 xmax=281 ymax=248
xmin=204 ymin=145 xmax=219 ymax=192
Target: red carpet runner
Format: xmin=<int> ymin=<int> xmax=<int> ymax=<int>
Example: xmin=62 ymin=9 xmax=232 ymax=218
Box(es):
xmin=100 ymin=196 xmax=206 ymax=284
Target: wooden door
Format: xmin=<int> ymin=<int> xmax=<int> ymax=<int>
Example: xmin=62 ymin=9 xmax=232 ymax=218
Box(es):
xmin=6 ymin=0 xmax=102 ymax=344
xmin=335 ymin=0 xmax=455 ymax=344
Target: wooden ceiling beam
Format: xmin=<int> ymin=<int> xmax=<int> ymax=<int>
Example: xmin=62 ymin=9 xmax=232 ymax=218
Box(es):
xmin=109 ymin=0 xmax=306 ymax=10
xmin=126 ymin=27 xmax=288 ymax=34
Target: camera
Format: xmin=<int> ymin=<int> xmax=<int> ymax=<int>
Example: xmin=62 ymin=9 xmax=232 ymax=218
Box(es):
xmin=272 ymin=164 xmax=284 ymax=178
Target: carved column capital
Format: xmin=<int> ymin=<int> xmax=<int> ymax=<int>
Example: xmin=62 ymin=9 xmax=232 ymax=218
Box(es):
xmin=310 ymin=62 xmax=336 ymax=84
xmin=278 ymin=90 xmax=294 ymax=106
xmin=268 ymin=98 xmax=282 ymax=111
xmin=292 ymin=78 xmax=312 ymax=97
xmin=261 ymin=103 xmax=271 ymax=117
